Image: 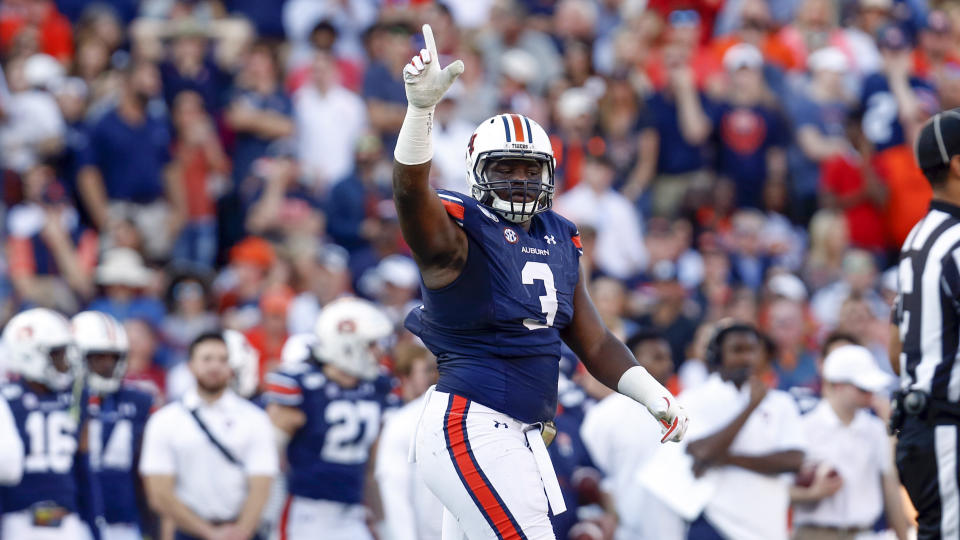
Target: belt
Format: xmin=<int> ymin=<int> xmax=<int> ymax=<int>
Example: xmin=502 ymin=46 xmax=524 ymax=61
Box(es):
xmin=28 ymin=502 xmax=71 ymax=528
xmin=892 ymin=390 xmax=960 ymax=430
xmin=522 ymin=421 xmax=567 ymax=516
xmin=796 ymin=524 xmax=868 ymax=534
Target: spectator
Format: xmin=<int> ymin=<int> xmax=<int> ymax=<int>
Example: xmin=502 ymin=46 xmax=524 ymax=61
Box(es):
xmin=580 ymin=329 xmax=685 ymax=540
xmin=430 ymin=85 xmax=475 ymax=191
xmin=710 ymin=44 xmax=788 ymax=210
xmin=161 ymin=277 xmax=220 ymax=366
xmin=819 ymin=110 xmax=888 ymax=254
xmin=556 ymin=153 xmax=648 ymax=280
xmin=549 ymin=86 xmax=600 ymax=191
xmin=631 ymin=39 xmax=713 ymax=217
xmin=358 ymin=255 xmax=420 ymax=328
xmin=913 ymin=10 xmax=960 ymax=81
xmin=169 ymin=90 xmax=230 ymax=270
xmin=286 ymin=20 xmax=364 ymax=94
xmin=866 ymin=25 xmax=936 ymax=248
xmin=476 ymin=0 xmax=563 ymax=96
xmin=786 ymin=47 xmax=851 ymax=223
xmin=765 ymin=297 xmax=819 ymax=392
xmin=158 ymin=23 xmax=230 ymax=113
xmin=791 ymin=345 xmax=909 ymax=540
xmin=0 ymin=54 xmax=65 ymax=174
xmin=6 ymin=162 xmax=96 ymax=313
xmin=49 ymin=76 xmax=94 ymax=228
xmin=89 ymin=247 xmax=166 ymax=329
xmin=222 ymin=40 xmax=294 ymax=251
xmin=843 ymin=0 xmax=893 ymax=77
xmin=362 ymin=21 xmax=412 ymax=155
xmin=325 ymin=134 xmax=392 ymax=254
xmin=243 ymin=139 xmax=323 ymax=242
xmin=140 ymin=332 xmax=277 ymax=540
xmin=375 ymin=343 xmax=442 ymax=540
xmin=803 ymin=209 xmax=850 ymax=290
xmin=588 ymin=277 xmax=639 ymax=341
xmin=287 ymin=242 xmax=352 ymax=335
xmin=294 ymin=48 xmax=368 ymax=193
xmin=712 ymin=0 xmax=795 ymax=72
xmin=810 ymin=249 xmax=887 ymax=329
xmin=727 ymin=209 xmax=773 ymax=290
xmin=636 ymin=260 xmax=700 ymax=369
xmin=244 ymin=284 xmax=293 ymax=383
xmin=79 ymin=59 xmax=182 ymax=260
xmin=776 ymin=0 xmax=852 ymax=72
xmin=0 ymin=0 xmax=73 ymax=62
xmin=216 ymin=236 xmax=275 ymax=329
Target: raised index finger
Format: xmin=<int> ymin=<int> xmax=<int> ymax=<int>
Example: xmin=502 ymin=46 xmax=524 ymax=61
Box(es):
xmin=422 ymin=24 xmax=438 ymax=59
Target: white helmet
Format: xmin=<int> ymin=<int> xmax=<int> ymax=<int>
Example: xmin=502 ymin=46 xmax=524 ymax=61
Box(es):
xmin=282 ymin=333 xmax=318 ymax=366
xmin=466 ymin=113 xmax=556 ymax=223
xmin=224 ymin=330 xmax=260 ymax=398
xmin=313 ymin=298 xmax=392 ymax=380
xmin=71 ymin=311 xmax=129 ymax=395
xmin=2 ymin=308 xmax=75 ymax=391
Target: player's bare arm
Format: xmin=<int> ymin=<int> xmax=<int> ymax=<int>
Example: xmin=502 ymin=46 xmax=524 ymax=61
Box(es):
xmin=562 ymin=265 xmax=689 ymax=443
xmin=392 ymin=24 xmax=467 ymax=289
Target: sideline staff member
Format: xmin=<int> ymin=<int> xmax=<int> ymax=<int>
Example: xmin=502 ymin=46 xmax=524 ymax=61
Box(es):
xmin=891 ymin=108 xmax=960 ymax=540
xmin=140 ymin=332 xmax=277 ymax=540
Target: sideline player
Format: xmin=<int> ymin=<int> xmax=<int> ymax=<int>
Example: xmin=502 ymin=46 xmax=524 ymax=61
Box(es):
xmin=73 ymin=311 xmax=154 ymax=540
xmin=265 ymin=298 xmax=400 ymax=540
xmin=0 ymin=308 xmax=103 ymax=539
xmin=393 ymin=24 xmax=689 ymax=539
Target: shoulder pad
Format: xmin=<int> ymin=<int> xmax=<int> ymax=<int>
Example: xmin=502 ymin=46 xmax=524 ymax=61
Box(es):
xmin=0 ymin=383 xmax=22 ymax=401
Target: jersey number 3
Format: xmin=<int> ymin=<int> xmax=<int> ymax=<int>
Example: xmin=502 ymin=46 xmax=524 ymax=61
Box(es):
xmin=522 ymin=262 xmax=558 ymax=330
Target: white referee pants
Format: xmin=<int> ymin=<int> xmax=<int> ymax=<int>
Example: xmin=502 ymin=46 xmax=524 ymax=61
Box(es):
xmin=415 ymin=390 xmax=556 ymax=540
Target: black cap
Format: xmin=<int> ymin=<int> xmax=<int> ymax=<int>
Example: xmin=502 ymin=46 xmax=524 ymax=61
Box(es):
xmin=916 ymin=108 xmax=960 ymax=170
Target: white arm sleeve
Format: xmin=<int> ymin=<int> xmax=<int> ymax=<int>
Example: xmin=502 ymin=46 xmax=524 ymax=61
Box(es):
xmin=0 ymin=397 xmax=23 ymax=485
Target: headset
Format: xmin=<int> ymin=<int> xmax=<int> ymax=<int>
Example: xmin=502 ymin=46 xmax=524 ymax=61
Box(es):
xmin=704 ymin=323 xmax=763 ymax=369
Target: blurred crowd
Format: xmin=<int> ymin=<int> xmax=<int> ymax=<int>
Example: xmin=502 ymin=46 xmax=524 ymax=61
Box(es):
xmin=0 ymin=0 xmax=955 ymax=537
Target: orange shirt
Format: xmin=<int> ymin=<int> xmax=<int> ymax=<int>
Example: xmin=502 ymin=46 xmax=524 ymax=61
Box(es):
xmin=873 ymin=144 xmax=932 ymax=249
xmin=0 ymin=3 xmax=73 ymax=62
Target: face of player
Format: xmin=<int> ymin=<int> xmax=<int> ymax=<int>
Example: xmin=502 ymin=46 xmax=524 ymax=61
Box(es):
xmin=719 ymin=331 xmax=762 ymax=386
xmin=87 ymin=352 xmax=121 ymax=379
xmin=634 ymin=340 xmax=674 ymax=387
xmin=49 ymin=346 xmax=70 ymax=374
xmin=190 ymin=340 xmax=232 ymax=395
xmin=487 ymin=159 xmax=544 ymax=204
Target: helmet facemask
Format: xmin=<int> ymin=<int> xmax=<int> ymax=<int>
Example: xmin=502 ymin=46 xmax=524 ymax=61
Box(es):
xmin=84 ymin=350 xmax=127 ymax=395
xmin=471 ymin=152 xmax=555 ymax=224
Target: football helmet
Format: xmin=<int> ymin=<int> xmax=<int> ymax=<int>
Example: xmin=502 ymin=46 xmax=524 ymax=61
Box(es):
xmin=313 ymin=298 xmax=392 ymax=380
xmin=2 ymin=308 xmax=75 ymax=391
xmin=71 ymin=311 xmax=129 ymax=394
xmin=466 ymin=113 xmax=556 ymax=223
xmin=282 ymin=333 xmax=318 ymax=366
xmin=224 ymin=329 xmax=259 ymax=398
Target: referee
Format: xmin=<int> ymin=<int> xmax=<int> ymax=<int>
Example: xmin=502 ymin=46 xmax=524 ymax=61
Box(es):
xmin=891 ymin=108 xmax=960 ymax=540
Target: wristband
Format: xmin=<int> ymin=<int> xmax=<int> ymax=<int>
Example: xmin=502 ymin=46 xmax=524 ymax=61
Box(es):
xmin=394 ymin=104 xmax=435 ymax=165
xmin=617 ymin=365 xmax=670 ymax=409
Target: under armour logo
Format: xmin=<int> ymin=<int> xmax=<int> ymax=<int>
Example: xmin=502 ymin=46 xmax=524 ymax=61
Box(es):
xmin=493 ymin=421 xmax=508 ymax=429
xmin=544 ymin=235 xmax=557 ymax=245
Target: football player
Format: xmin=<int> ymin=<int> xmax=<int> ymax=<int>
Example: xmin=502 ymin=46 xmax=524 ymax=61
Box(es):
xmin=73 ymin=311 xmax=154 ymax=540
xmin=393 ymin=24 xmax=689 ymax=539
xmin=265 ymin=298 xmax=400 ymax=540
xmin=0 ymin=308 xmax=104 ymax=539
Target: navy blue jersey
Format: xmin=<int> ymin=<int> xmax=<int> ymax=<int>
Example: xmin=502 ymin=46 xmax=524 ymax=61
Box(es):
xmin=405 ymin=190 xmax=583 ymax=424
xmin=86 ymin=386 xmax=153 ymax=525
xmin=264 ymin=363 xmax=399 ymax=504
xmin=0 ymin=381 xmax=84 ymax=513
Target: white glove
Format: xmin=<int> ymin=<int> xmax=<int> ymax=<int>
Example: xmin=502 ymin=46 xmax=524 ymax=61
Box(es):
xmin=647 ymin=395 xmax=690 ymax=444
xmin=618 ymin=366 xmax=690 ymax=444
xmin=402 ymin=24 xmax=464 ymax=111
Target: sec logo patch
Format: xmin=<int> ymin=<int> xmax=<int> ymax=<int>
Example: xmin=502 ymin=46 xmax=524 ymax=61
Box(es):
xmin=503 ymin=228 xmax=518 ymax=244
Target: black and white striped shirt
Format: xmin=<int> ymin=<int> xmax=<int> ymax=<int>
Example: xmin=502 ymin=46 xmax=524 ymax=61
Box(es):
xmin=894 ymin=201 xmax=960 ymax=403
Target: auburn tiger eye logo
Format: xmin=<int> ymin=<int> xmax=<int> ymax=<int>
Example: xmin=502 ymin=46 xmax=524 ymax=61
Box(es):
xmin=468 ymin=133 xmax=477 ymax=156
xmin=338 ymin=320 xmax=357 ymax=333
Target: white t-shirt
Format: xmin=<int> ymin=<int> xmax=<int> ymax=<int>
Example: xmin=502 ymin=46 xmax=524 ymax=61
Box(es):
xmin=294 ymin=83 xmax=367 ymax=191
xmin=793 ymin=400 xmax=892 ymax=528
xmin=375 ymin=395 xmax=443 ymax=540
xmin=581 ymin=393 xmax=685 ymax=540
xmin=139 ymin=389 xmax=279 ymax=521
xmin=682 ymin=374 xmax=807 ymax=540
